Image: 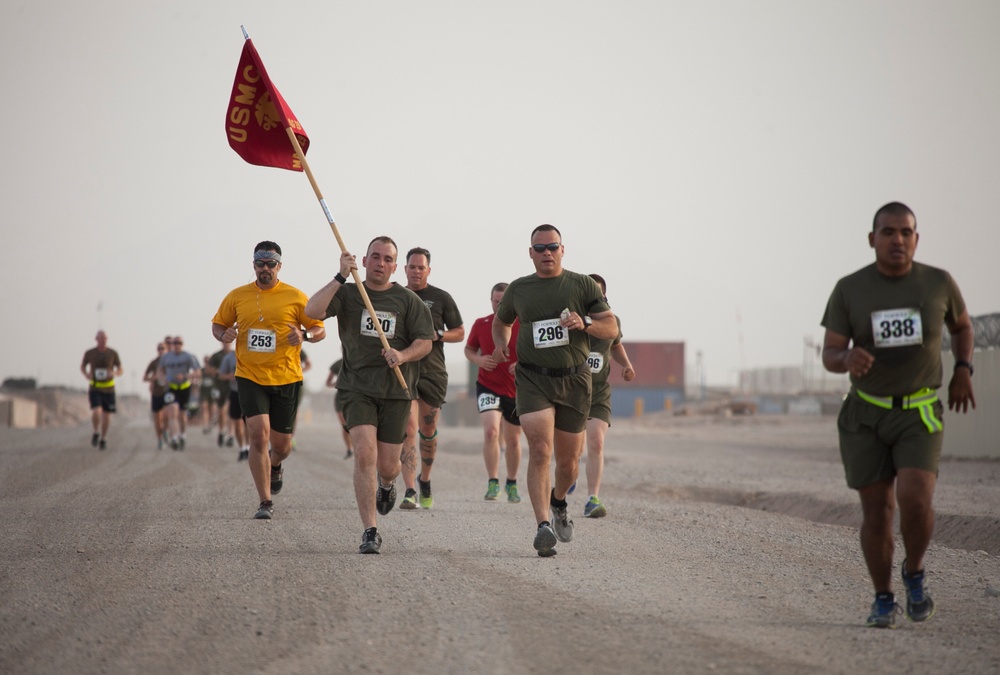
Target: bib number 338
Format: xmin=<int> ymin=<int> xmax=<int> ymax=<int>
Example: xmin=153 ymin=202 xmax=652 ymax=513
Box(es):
xmin=871 ymin=308 xmax=923 ymax=348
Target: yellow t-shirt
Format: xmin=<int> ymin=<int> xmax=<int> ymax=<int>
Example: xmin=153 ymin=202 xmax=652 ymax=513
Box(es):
xmin=212 ymin=281 xmax=324 ymax=386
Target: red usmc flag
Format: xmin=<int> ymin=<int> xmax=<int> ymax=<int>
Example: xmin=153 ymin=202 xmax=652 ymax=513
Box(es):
xmin=226 ymin=39 xmax=309 ymax=171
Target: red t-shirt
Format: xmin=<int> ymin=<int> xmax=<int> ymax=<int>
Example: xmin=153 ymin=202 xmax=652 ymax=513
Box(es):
xmin=465 ymin=313 xmax=519 ymax=398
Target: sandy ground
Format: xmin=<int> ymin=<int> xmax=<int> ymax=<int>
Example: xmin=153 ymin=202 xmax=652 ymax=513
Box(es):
xmin=1 ymin=412 xmax=998 ymax=674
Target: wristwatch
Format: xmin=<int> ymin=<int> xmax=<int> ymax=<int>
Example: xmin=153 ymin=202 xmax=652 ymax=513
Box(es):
xmin=954 ymin=360 xmax=973 ymax=376
xmin=436 ymin=329 xmax=445 ymax=341
xmin=303 ymin=330 xmax=313 ymax=342
xmin=582 ymin=316 xmax=593 ymax=329
xmin=334 ymin=272 xmax=347 ymax=284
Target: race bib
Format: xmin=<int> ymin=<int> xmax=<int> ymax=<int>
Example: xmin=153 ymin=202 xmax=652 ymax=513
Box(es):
xmin=587 ymin=352 xmax=605 ymax=374
xmin=871 ymin=308 xmax=923 ymax=348
xmin=477 ymin=392 xmax=501 ymax=413
xmin=94 ymin=368 xmax=109 ymax=381
xmin=532 ymin=318 xmax=569 ymax=349
xmin=361 ymin=310 xmax=397 ymax=339
xmin=247 ymin=328 xmax=277 ymax=353
xmin=164 ymin=392 xmax=176 ymax=404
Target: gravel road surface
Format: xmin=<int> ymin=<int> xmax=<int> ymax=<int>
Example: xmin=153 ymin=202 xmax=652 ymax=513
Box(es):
xmin=2 ymin=413 xmax=998 ymax=674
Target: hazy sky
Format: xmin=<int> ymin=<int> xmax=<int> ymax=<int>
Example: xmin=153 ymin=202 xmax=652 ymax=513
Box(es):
xmin=2 ymin=1 xmax=998 ymax=395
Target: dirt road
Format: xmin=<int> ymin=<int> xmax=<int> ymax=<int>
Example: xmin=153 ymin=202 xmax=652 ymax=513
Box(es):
xmin=1 ymin=414 xmax=998 ymax=674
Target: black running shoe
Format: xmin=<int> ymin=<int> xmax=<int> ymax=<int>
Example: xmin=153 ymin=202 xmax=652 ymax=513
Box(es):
xmin=359 ymin=527 xmax=382 ymax=554
xmin=91 ymin=433 xmax=99 ymax=447
xmin=376 ymin=480 xmax=397 ymax=515
xmin=238 ymin=449 xmax=249 ymax=462
xmin=254 ymin=500 xmax=274 ymax=520
xmin=534 ymin=523 xmax=557 ymax=557
xmin=99 ymin=439 xmax=106 ymax=450
xmin=901 ymin=559 xmax=936 ymax=622
xmin=270 ymin=464 xmax=284 ymax=495
xmin=217 ymin=432 xmax=224 ymax=447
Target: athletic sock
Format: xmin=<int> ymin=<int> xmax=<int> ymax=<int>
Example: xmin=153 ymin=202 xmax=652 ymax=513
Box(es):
xmin=550 ymin=489 xmax=567 ymax=509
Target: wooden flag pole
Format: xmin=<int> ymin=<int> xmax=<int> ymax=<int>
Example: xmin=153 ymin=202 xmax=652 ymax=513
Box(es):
xmin=284 ymin=127 xmax=411 ymax=397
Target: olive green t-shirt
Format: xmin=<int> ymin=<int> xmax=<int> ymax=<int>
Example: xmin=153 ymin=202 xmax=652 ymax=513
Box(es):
xmin=324 ymin=282 xmax=434 ymax=399
xmin=496 ymin=270 xmax=610 ymax=369
xmin=821 ymin=261 xmax=965 ymax=396
xmin=411 ymin=284 xmax=463 ymax=375
xmin=588 ymin=315 xmax=623 ymax=385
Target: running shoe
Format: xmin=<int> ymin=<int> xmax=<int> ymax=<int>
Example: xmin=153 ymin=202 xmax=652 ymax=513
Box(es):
xmin=551 ymin=503 xmax=574 ymax=542
xmin=901 ymin=560 xmax=936 ymax=622
xmin=485 ymin=480 xmax=501 ymax=501
xmin=99 ymin=439 xmax=106 ymax=450
xmin=400 ymin=488 xmax=418 ymax=510
xmin=178 ymin=436 xmax=186 ymax=450
xmin=584 ymin=495 xmax=607 ymax=518
xmin=533 ymin=523 xmax=557 ymax=557
xmin=217 ymin=432 xmax=224 ymax=447
xmin=376 ymin=481 xmax=397 ymax=515
xmin=418 ymin=478 xmax=433 ymax=509
xmin=344 ymin=449 xmax=353 ymax=459
xmin=865 ymin=595 xmax=901 ymax=628
xmin=568 ymin=481 xmax=576 ymax=495
xmin=91 ymin=433 xmax=99 ymax=447
xmin=226 ymin=436 xmax=235 ymax=447
xmin=505 ymin=483 xmax=521 ymax=504
xmin=270 ymin=464 xmax=284 ymax=495
xmin=238 ymin=448 xmax=249 ymax=462
xmin=359 ymin=527 xmax=382 ymax=554
xmin=170 ymin=437 xmax=180 ymax=450
xmin=157 ymin=439 xmax=163 ymax=451
xmin=254 ymin=500 xmax=274 ymax=520
xmin=203 ymin=426 xmax=211 ymax=435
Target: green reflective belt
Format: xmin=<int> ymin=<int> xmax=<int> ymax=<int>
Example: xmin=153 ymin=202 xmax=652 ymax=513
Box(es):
xmin=169 ymin=381 xmax=192 ymax=391
xmin=855 ymin=387 xmax=942 ymax=434
xmin=91 ymin=380 xmax=115 ymax=389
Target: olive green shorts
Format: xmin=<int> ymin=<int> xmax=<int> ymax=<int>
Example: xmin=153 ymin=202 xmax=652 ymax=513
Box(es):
xmin=415 ymin=368 xmax=448 ymax=408
xmin=588 ymin=379 xmax=612 ymax=426
xmin=837 ymin=393 xmax=944 ymax=489
xmin=340 ymin=390 xmax=411 ymax=444
xmin=515 ymin=367 xmax=591 ymax=434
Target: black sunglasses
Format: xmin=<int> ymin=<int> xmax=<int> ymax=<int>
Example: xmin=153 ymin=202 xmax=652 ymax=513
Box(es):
xmin=254 ymin=260 xmax=279 ymax=269
xmin=532 ymin=242 xmax=561 ymax=252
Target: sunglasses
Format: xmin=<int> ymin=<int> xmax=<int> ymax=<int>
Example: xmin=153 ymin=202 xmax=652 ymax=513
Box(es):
xmin=532 ymin=242 xmax=561 ymax=252
xmin=254 ymin=260 xmax=279 ymax=269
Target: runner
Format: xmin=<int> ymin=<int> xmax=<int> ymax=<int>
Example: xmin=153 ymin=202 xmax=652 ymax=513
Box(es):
xmin=464 ymin=282 xmax=523 ymax=504
xmin=821 ymin=202 xmax=976 ymax=628
xmin=492 ymin=224 xmax=616 ymax=557
xmin=208 ymin=340 xmax=234 ymax=447
xmin=325 ymin=356 xmax=353 ymax=459
xmin=80 ymin=330 xmax=123 ymax=450
xmin=143 ymin=341 xmax=169 ymax=450
xmin=398 ymin=247 xmax=464 ymax=510
xmin=305 ymin=237 xmax=434 ymax=553
xmin=199 ymin=355 xmax=219 ymax=436
xmin=217 ymin=347 xmax=249 ymax=461
xmin=581 ymin=274 xmax=635 ymax=518
xmin=212 ymin=241 xmax=326 ymax=520
xmin=157 ymin=336 xmax=201 ymax=450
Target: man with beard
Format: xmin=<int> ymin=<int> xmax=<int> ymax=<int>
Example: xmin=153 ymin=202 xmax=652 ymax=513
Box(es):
xmin=212 ymin=241 xmax=326 ymax=520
